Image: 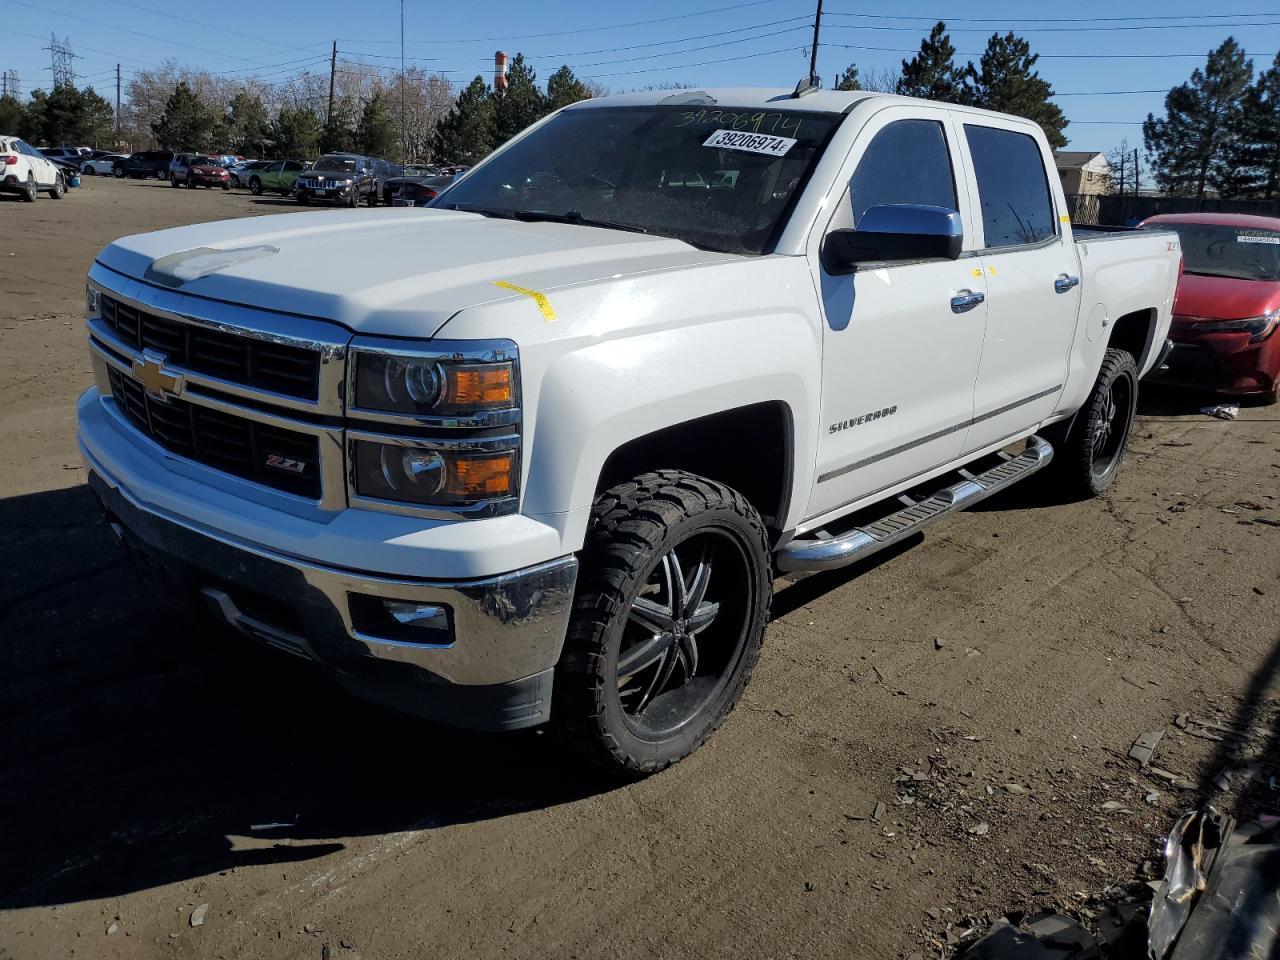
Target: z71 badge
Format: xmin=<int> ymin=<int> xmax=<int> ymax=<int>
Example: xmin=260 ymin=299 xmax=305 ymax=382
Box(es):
xmin=264 ymin=453 xmax=307 ymax=474
xmin=829 ymin=405 xmax=897 ymax=434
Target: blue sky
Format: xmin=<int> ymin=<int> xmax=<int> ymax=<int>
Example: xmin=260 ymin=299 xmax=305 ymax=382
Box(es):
xmin=3 ymin=0 xmax=1279 ymax=149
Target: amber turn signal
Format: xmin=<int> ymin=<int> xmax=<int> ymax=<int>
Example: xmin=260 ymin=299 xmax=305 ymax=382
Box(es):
xmin=441 ymin=362 xmax=515 ymax=409
xmin=448 ymin=450 xmax=515 ymax=498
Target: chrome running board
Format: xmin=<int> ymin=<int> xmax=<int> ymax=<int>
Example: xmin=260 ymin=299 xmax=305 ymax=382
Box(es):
xmin=776 ymin=435 xmax=1053 ymax=573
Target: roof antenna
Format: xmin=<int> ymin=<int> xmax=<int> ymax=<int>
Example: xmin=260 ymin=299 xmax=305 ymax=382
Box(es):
xmin=792 ymin=76 xmax=821 ymax=98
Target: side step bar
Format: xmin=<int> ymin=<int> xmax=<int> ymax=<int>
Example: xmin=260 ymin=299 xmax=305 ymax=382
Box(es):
xmin=776 ymin=436 xmax=1053 ymax=573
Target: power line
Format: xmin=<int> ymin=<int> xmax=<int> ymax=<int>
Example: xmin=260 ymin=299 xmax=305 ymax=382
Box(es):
xmin=337 ymin=0 xmax=789 ymax=44
xmin=825 ymin=10 xmax=1280 ymax=24
xmin=824 ymin=19 xmax=1280 ymax=34
xmin=826 ymin=41 xmax=1280 ymax=60
xmin=97 ymin=0 xmax=329 ymax=57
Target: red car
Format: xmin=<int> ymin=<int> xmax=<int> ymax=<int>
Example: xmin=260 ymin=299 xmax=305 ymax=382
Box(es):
xmin=1141 ymin=213 xmax=1280 ymax=404
xmin=185 ymin=155 xmax=231 ymax=190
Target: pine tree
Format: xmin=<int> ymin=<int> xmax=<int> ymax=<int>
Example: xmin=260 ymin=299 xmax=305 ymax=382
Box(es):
xmin=546 ymin=65 xmax=591 ymax=111
xmin=1226 ymin=53 xmax=1280 ymax=198
xmin=1143 ymin=37 xmax=1253 ymax=200
xmin=897 ymin=22 xmax=968 ymax=103
xmin=835 ymin=64 xmax=860 ymax=91
xmin=356 ymin=91 xmax=399 ymax=158
xmin=272 ymin=106 xmax=321 ymax=159
xmin=432 ymin=76 xmax=495 ymax=163
xmin=151 ymin=82 xmax=216 ymax=150
xmin=966 ymin=33 xmax=1068 ymax=150
xmin=0 ymin=94 xmax=21 ymax=134
xmin=225 ymin=92 xmax=271 ymax=157
xmin=320 ymin=97 xmax=357 ymax=154
xmin=492 ymin=53 xmax=547 ymax=146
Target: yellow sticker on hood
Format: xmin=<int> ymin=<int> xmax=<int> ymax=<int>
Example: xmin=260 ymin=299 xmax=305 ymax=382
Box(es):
xmin=492 ymin=280 xmax=557 ymax=322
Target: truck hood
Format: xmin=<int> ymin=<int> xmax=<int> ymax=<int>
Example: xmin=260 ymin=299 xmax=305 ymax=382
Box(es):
xmin=95 ymin=208 xmax=737 ymax=336
xmin=1173 ymin=271 xmax=1280 ymax=322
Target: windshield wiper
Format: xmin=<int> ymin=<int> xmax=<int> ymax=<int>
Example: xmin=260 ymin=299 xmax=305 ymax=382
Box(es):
xmin=510 ymin=209 xmax=648 ymax=235
xmin=444 ymin=203 xmax=519 ymax=220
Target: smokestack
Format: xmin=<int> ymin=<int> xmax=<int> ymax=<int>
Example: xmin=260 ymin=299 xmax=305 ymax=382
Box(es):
xmin=494 ymin=51 xmax=509 ymax=93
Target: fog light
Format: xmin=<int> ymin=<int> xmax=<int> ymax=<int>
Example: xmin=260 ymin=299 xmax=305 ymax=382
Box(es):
xmin=347 ymin=594 xmax=454 ymax=647
xmin=384 ymin=601 xmax=448 ymax=629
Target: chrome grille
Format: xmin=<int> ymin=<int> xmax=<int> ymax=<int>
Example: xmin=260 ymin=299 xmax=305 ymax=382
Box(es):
xmin=101 ymin=295 xmax=321 ymax=400
xmin=107 ymin=367 xmax=322 ymax=499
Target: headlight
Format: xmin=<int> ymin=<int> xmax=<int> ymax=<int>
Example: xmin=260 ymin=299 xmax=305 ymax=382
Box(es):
xmin=85 ymin=283 xmax=101 ymax=318
xmin=1190 ymin=310 xmax=1279 ymax=343
xmin=351 ymin=439 xmax=517 ymax=507
xmin=353 ymin=352 xmax=516 ymax=415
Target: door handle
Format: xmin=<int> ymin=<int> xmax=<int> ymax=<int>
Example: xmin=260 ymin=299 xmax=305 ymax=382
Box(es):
xmin=1054 ymin=274 xmax=1080 ymax=293
xmin=950 ymin=290 xmax=985 ymax=314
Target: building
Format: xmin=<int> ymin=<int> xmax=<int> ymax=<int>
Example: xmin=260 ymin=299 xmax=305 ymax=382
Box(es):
xmin=1055 ymin=151 xmax=1113 ymax=196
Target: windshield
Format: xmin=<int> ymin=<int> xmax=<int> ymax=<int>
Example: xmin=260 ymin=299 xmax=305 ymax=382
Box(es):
xmin=403 ymin=165 xmax=435 ymax=177
xmin=1161 ymin=223 xmax=1280 ymax=281
xmin=192 ymin=156 xmax=216 ymax=166
xmin=437 ymin=105 xmax=843 ymax=255
xmin=313 ymin=156 xmax=356 ymax=173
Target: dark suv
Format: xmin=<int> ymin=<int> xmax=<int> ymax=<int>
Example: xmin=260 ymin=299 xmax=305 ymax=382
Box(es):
xmin=113 ymin=151 xmax=175 ymax=179
xmin=294 ymin=153 xmax=380 ymax=207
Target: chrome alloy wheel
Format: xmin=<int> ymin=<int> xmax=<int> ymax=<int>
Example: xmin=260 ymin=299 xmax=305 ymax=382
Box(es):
xmin=615 ymin=529 xmax=751 ymax=738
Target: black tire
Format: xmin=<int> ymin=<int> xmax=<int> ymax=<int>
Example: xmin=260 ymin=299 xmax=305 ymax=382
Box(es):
xmin=22 ymin=173 xmax=37 ymax=202
xmin=1046 ymin=347 xmax=1139 ymax=499
xmin=49 ymin=174 xmax=64 ymax=199
xmin=554 ymin=470 xmax=772 ymax=776
xmin=249 ymin=177 xmax=262 ymax=196
xmin=366 ymin=188 xmax=378 ymax=207
xmin=170 ymin=174 xmax=180 ymax=188
xmin=297 ymin=194 xmax=309 ymax=205
xmin=113 ymin=165 xmax=125 ymax=178
xmin=221 ymin=182 xmax=230 ymax=190
xmin=346 ymin=189 xmax=358 ymax=208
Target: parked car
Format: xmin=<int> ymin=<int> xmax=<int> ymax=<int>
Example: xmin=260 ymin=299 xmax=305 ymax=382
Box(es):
xmin=168 ymin=153 xmax=196 ymax=185
xmin=178 ymin=155 xmax=232 ymax=190
xmin=81 ymin=154 xmax=127 ymax=175
xmin=228 ymin=159 xmax=266 ymax=188
xmin=78 ymin=88 xmax=1180 ymax=774
xmin=1 ymin=134 xmax=66 ymax=200
xmin=113 ymin=151 xmax=174 ymax=179
xmin=40 ymin=146 xmax=85 ymax=163
xmin=1141 ymin=212 xmax=1280 ymax=404
xmin=382 ymin=163 xmax=439 ymax=205
xmin=294 ymin=153 xmax=379 ymax=206
xmin=247 ymin=159 xmax=305 ymax=196
xmin=392 ymin=173 xmax=454 ymax=207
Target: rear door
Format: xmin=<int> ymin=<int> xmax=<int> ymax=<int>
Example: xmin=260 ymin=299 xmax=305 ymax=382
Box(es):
xmin=954 ymin=118 xmax=1080 ymax=453
xmin=806 ymin=106 xmax=987 ymax=522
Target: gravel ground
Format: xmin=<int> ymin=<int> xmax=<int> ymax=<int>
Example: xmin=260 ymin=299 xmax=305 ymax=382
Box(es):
xmin=1 ymin=176 xmax=1278 ymax=960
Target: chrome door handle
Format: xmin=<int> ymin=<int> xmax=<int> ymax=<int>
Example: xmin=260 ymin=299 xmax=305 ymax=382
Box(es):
xmin=950 ymin=290 xmax=985 ymax=314
xmin=1054 ymin=274 xmax=1080 ymax=293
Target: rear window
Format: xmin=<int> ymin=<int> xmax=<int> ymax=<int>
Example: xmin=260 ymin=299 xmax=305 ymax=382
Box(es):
xmin=964 ymin=125 xmax=1057 ymax=248
xmin=1154 ymin=222 xmax=1280 ymax=282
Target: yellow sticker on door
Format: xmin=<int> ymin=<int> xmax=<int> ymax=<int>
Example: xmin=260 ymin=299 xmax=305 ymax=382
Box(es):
xmin=492 ymin=280 xmax=557 ymax=322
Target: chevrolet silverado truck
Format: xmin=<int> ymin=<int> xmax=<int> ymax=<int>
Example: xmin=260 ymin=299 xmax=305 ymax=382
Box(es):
xmin=77 ymin=87 xmax=1180 ymax=774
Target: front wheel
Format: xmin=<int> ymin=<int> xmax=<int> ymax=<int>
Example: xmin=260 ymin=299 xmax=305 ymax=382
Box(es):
xmin=22 ymin=173 xmax=37 ymax=202
xmin=1046 ymin=347 xmax=1139 ymax=499
xmin=170 ymin=174 xmax=180 ymax=187
xmin=49 ymin=174 xmax=64 ymax=199
xmin=249 ymin=177 xmax=262 ymax=196
xmin=113 ymin=165 xmax=125 ymax=178
xmin=554 ymin=470 xmax=772 ymax=776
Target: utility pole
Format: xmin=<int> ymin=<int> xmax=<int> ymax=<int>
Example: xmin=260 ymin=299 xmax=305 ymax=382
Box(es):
xmin=808 ymin=0 xmax=823 ymax=85
xmin=327 ymin=40 xmax=337 ymax=127
xmin=400 ymin=0 xmax=407 ymax=160
xmin=115 ymin=63 xmax=121 ymax=136
xmin=1132 ymin=147 xmax=1139 ymax=199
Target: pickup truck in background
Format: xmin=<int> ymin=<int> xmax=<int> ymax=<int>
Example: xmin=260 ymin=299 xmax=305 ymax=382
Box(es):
xmin=77 ymin=87 xmax=1179 ymax=775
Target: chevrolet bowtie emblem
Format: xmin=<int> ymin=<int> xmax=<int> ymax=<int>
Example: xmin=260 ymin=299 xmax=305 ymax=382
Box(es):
xmin=132 ymin=349 xmax=184 ymax=400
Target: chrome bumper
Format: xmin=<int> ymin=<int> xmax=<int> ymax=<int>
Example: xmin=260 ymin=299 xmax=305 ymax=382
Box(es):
xmin=86 ymin=465 xmax=577 ymax=731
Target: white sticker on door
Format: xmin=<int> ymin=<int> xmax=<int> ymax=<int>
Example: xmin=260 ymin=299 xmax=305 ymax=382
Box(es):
xmin=702 ymin=129 xmax=797 ymax=157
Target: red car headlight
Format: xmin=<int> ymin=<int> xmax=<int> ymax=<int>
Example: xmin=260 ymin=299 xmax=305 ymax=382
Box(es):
xmin=1189 ymin=310 xmax=1280 ymax=343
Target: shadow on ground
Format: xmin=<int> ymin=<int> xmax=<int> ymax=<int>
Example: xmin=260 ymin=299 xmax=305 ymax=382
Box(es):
xmin=0 ymin=484 xmax=610 ymax=910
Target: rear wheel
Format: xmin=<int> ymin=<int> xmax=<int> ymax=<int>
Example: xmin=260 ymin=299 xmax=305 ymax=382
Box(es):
xmin=249 ymin=177 xmax=262 ymax=196
xmin=113 ymin=165 xmax=125 ymax=178
xmin=1046 ymin=347 xmax=1139 ymax=498
xmin=554 ymin=470 xmax=772 ymax=776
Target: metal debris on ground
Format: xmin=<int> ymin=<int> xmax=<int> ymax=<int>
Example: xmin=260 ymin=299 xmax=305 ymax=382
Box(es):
xmin=957 ymin=912 xmax=1101 ymax=960
xmin=1148 ymin=808 xmax=1231 ymax=960
xmin=1199 ymin=405 xmax=1239 ymax=421
xmin=1130 ymin=729 xmax=1165 ymax=768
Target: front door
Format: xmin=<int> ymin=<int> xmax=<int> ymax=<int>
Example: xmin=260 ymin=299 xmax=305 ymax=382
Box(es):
xmin=954 ymin=120 xmax=1079 ymax=452
xmin=807 ymin=109 xmax=988 ymax=524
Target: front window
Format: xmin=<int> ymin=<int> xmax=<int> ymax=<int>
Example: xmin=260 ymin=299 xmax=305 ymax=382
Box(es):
xmin=191 ymin=156 xmax=216 ymax=166
xmin=313 ymin=156 xmax=356 ymax=173
xmin=1159 ymin=223 xmax=1280 ymax=282
xmin=437 ymin=105 xmax=843 ymax=255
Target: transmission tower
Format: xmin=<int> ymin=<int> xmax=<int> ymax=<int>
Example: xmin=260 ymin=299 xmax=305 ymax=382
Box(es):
xmin=1 ymin=70 xmax=19 ymax=99
xmin=45 ymin=34 xmax=79 ymax=88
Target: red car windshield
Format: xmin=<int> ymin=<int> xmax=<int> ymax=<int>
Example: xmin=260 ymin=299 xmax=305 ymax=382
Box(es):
xmin=1161 ymin=223 xmax=1280 ymax=282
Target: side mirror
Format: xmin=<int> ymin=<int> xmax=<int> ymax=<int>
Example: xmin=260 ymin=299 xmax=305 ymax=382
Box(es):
xmin=821 ymin=204 xmax=964 ymax=274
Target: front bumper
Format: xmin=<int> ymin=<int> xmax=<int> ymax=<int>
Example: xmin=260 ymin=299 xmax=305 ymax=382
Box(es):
xmin=295 ymin=184 xmax=355 ymax=202
xmin=191 ymin=173 xmax=229 ymax=186
xmin=85 ymin=459 xmax=578 ymax=731
xmin=1148 ymin=331 xmax=1280 ymax=398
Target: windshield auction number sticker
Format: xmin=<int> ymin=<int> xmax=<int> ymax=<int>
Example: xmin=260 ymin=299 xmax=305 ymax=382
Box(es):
xmin=1237 ymin=231 xmax=1280 ymax=245
xmin=703 ymin=129 xmax=797 ymax=157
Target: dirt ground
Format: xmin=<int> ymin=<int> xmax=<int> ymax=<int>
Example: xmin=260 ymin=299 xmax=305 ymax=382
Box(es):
xmin=1 ymin=176 xmax=1278 ymax=960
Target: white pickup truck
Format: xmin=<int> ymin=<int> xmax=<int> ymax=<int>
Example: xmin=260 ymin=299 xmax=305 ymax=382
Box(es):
xmin=77 ymin=87 xmax=1180 ymax=774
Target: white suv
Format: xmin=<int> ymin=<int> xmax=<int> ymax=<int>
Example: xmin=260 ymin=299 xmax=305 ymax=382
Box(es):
xmin=1 ymin=136 xmax=65 ymax=201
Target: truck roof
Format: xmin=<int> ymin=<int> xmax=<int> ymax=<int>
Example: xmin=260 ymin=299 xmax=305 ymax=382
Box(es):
xmin=565 ymin=87 xmax=1044 ymax=127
